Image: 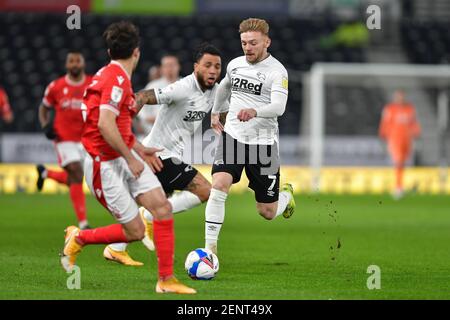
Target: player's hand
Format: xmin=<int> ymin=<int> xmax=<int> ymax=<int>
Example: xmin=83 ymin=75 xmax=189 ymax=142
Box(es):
xmin=237 ymin=108 xmax=257 ymax=122
xmin=43 ymin=123 xmax=57 ymax=140
xmin=211 ymin=113 xmax=224 ymax=135
xmin=141 ymin=147 xmax=164 ymax=173
xmin=126 ymin=156 xmax=144 ymax=179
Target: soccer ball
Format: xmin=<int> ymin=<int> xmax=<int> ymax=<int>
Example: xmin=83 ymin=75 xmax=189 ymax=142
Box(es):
xmin=184 ymin=248 xmax=219 ymax=280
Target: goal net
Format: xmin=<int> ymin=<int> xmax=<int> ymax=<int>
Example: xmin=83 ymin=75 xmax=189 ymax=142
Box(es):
xmin=304 ymin=62 xmax=450 ymax=192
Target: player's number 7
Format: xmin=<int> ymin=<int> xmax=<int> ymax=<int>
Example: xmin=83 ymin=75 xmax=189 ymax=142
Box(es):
xmin=268 ymin=175 xmax=276 ymax=191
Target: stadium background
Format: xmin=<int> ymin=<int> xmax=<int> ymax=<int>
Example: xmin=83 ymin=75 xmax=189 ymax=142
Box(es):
xmin=1 ymin=0 xmax=450 ymax=194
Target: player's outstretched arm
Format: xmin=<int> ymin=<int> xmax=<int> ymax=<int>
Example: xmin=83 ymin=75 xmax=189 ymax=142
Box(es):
xmin=411 ymin=108 xmax=421 ymax=138
xmin=134 ymin=89 xmax=158 ymax=113
xmin=378 ymin=107 xmax=390 ymax=140
xmin=238 ymin=70 xmax=289 ymax=121
xmin=211 ymin=77 xmax=231 ymax=134
xmin=98 ymin=108 xmax=143 ymax=178
xmin=132 ymin=140 xmax=164 ymax=173
xmin=38 ymin=103 xmax=50 ymax=127
xmin=38 ymin=103 xmax=57 ymax=139
xmin=236 ymin=90 xmax=287 ymax=122
xmin=253 ymin=90 xmax=287 ymax=118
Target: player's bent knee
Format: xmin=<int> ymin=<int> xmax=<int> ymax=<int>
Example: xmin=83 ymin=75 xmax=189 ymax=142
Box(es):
xmin=151 ymin=199 xmax=172 ymax=221
xmin=65 ymin=162 xmax=84 ymax=183
xmin=212 ymin=175 xmax=232 ymax=193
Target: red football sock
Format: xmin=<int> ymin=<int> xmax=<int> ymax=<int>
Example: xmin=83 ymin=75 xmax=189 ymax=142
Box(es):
xmin=153 ymin=218 xmax=175 ymax=279
xmin=76 ymin=224 xmax=127 ymax=245
xmin=47 ymin=169 xmax=68 ymax=185
xmin=69 ymin=183 xmax=87 ymax=223
xmin=395 ymin=166 xmax=403 ymax=190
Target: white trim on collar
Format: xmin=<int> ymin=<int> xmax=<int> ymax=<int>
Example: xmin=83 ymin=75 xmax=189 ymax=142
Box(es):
xmin=191 ymin=73 xmax=203 ymax=93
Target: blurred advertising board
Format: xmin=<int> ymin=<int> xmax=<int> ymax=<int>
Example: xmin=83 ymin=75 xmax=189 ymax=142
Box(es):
xmin=92 ymin=0 xmax=194 ymax=15
xmin=0 ymin=134 xmax=57 ymax=164
xmin=1 ymin=164 xmax=449 ymax=195
xmin=0 ymin=0 xmax=91 ymax=12
xmin=195 ymin=0 xmax=289 ymax=15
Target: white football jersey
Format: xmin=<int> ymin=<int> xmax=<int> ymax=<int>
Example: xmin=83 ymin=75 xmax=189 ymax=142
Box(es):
xmin=223 ymin=54 xmax=288 ymax=145
xmin=142 ymin=73 xmax=219 ymax=160
xmin=138 ymin=77 xmax=172 ymax=134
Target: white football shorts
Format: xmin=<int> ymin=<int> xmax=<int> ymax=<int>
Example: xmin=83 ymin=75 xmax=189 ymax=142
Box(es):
xmin=84 ymin=150 xmax=162 ymax=224
xmin=54 ymin=141 xmax=86 ymax=167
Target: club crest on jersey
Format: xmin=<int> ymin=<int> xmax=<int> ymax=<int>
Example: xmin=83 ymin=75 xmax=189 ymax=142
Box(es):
xmin=257 ymin=72 xmax=266 ymax=81
xmin=231 ymin=77 xmax=262 ymax=96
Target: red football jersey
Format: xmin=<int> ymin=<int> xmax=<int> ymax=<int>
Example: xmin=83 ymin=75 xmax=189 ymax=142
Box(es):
xmin=43 ymin=74 xmax=92 ymax=142
xmin=0 ymin=87 xmax=12 ymax=119
xmin=379 ymin=103 xmax=421 ymax=144
xmin=82 ymin=61 xmax=137 ymax=161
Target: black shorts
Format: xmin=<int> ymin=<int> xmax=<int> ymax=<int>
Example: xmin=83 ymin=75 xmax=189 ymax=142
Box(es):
xmin=212 ymin=132 xmax=280 ymax=203
xmin=156 ymin=157 xmax=198 ymax=194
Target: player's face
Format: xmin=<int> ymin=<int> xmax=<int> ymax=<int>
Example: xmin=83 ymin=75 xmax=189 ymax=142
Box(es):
xmin=240 ymin=31 xmax=271 ymax=64
xmin=194 ymin=54 xmax=221 ymax=90
xmin=394 ymin=91 xmax=405 ymax=104
xmin=161 ymin=56 xmax=180 ymax=80
xmin=65 ymin=53 xmax=85 ymax=78
xmin=148 ymin=66 xmax=161 ymax=82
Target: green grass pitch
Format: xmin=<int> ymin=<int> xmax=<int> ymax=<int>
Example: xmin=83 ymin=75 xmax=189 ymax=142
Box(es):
xmin=0 ymin=192 xmax=449 ymax=299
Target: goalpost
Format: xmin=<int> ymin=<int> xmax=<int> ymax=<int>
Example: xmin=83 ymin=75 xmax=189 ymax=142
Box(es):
xmin=309 ymin=62 xmax=450 ymax=191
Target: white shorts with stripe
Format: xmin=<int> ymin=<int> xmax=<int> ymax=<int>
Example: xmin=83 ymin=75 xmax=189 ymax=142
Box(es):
xmin=55 ymin=141 xmax=86 ymax=167
xmin=84 ymin=150 xmax=162 ymax=224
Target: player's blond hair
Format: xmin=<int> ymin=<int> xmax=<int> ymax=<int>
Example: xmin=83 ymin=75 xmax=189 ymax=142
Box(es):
xmin=239 ymin=18 xmax=269 ymax=36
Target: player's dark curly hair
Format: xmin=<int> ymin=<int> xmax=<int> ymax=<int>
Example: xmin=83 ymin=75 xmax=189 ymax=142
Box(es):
xmin=194 ymin=43 xmax=222 ymax=62
xmin=103 ymin=21 xmax=140 ymax=60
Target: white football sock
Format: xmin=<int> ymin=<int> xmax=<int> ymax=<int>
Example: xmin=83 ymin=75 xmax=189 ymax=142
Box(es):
xmin=78 ymin=220 xmax=89 ymax=229
xmin=275 ymin=191 xmax=291 ymax=217
xmin=205 ymin=188 xmax=227 ymax=252
xmin=108 ymin=242 xmax=127 ymax=252
xmin=110 ymin=194 xmax=202 ymax=253
xmin=141 ymin=191 xmax=202 ymax=222
xmin=169 ymin=190 xmax=202 ymax=213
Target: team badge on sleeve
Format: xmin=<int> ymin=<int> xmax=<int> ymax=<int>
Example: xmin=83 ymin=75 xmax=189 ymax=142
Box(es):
xmin=110 ymin=86 xmax=123 ymax=106
xmin=282 ymin=77 xmax=288 ymax=90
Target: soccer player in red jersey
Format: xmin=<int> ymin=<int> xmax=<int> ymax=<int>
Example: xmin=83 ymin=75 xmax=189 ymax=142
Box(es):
xmin=60 ymin=21 xmax=196 ymax=294
xmin=379 ymin=90 xmax=421 ymax=199
xmin=36 ymin=51 xmax=92 ymax=229
xmin=0 ymin=87 xmax=14 ymax=124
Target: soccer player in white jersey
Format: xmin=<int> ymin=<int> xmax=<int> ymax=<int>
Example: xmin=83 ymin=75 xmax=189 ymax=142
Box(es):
xmin=104 ymin=43 xmax=223 ymax=265
xmin=137 ymin=54 xmax=181 ymax=135
xmin=206 ymin=18 xmax=296 ymax=255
